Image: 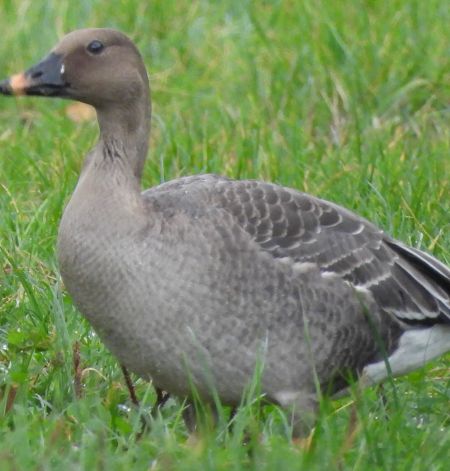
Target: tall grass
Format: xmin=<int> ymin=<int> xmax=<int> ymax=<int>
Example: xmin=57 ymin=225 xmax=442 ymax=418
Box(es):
xmin=0 ymin=1 xmax=449 ymax=469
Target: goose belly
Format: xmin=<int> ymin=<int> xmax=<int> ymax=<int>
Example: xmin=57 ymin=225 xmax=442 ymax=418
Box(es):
xmin=56 ymin=225 xmax=267 ymax=400
xmin=57 ymin=216 xmax=393 ymax=403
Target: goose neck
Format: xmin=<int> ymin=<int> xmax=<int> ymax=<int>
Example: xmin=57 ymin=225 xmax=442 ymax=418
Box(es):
xmin=95 ymin=98 xmax=151 ymax=183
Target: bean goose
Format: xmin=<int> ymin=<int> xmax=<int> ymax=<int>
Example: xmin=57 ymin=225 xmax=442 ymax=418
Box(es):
xmin=1 ymin=29 xmax=449 ymax=437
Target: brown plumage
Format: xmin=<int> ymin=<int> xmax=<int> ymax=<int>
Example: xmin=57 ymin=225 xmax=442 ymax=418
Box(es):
xmin=1 ymin=28 xmax=449 ymax=437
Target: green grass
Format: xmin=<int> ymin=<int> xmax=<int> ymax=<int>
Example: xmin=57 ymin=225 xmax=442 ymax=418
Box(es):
xmin=0 ymin=0 xmax=449 ymax=469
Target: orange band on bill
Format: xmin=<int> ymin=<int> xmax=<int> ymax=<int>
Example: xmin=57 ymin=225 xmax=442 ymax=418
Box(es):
xmin=9 ymin=73 xmax=28 ymax=95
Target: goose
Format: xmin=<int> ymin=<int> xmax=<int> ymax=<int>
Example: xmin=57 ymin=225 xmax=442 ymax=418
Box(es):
xmin=1 ymin=28 xmax=449 ymax=437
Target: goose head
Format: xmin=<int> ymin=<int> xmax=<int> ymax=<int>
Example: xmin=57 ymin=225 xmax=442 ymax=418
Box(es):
xmin=0 ymin=28 xmax=149 ymax=109
xmin=0 ymin=28 xmax=152 ymax=180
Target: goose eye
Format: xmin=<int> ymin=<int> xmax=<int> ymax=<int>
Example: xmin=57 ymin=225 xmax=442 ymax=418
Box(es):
xmin=87 ymin=40 xmax=104 ymax=55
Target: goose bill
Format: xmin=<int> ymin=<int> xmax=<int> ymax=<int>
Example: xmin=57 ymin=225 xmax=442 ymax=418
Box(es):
xmin=0 ymin=52 xmax=67 ymax=97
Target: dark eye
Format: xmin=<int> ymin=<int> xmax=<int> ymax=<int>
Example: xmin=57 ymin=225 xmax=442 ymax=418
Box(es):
xmin=87 ymin=40 xmax=105 ymax=55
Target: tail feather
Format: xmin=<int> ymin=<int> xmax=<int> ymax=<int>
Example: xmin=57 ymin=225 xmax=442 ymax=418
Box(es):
xmin=386 ymin=240 xmax=450 ymax=323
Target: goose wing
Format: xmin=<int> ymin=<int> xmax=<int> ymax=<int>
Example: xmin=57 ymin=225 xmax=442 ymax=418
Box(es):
xmin=145 ymin=174 xmax=450 ymax=325
xmin=209 ymin=178 xmax=450 ymax=325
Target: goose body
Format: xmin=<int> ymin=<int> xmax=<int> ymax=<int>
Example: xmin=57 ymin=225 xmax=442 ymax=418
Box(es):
xmin=1 ymin=29 xmax=449 ymax=435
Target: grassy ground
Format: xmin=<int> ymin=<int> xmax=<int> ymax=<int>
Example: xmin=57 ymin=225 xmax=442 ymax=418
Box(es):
xmin=0 ymin=0 xmax=449 ymax=469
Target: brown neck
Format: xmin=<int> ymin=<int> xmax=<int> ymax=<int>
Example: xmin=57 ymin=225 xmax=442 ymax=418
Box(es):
xmin=95 ymin=91 xmax=151 ymax=184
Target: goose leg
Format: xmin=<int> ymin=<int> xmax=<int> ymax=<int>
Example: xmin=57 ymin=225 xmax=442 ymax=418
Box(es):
xmin=73 ymin=341 xmax=82 ymax=399
xmin=182 ymin=399 xmax=226 ymax=432
xmin=120 ymin=365 xmax=170 ymax=414
xmin=182 ymin=400 xmax=198 ymax=434
xmin=120 ymin=364 xmax=139 ymax=406
xmin=291 ymin=405 xmax=317 ymax=450
xmin=277 ymin=391 xmax=318 ymax=444
xmin=152 ymin=387 xmax=170 ymax=417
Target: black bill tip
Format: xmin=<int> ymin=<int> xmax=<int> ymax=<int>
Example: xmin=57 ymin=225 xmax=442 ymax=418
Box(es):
xmin=0 ymin=53 xmax=67 ymax=98
xmin=0 ymin=78 xmax=13 ymax=95
xmin=0 ymin=76 xmax=23 ymax=96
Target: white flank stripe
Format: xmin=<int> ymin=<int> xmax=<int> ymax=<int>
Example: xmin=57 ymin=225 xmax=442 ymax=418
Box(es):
xmin=362 ymin=325 xmax=450 ymax=385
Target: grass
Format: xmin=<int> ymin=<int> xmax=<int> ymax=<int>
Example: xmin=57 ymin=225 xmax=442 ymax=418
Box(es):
xmin=0 ymin=0 xmax=449 ymax=469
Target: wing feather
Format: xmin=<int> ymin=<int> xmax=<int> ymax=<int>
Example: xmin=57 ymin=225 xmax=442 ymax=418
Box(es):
xmin=144 ymin=174 xmax=449 ymax=325
xmin=210 ymin=178 xmax=450 ymax=325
